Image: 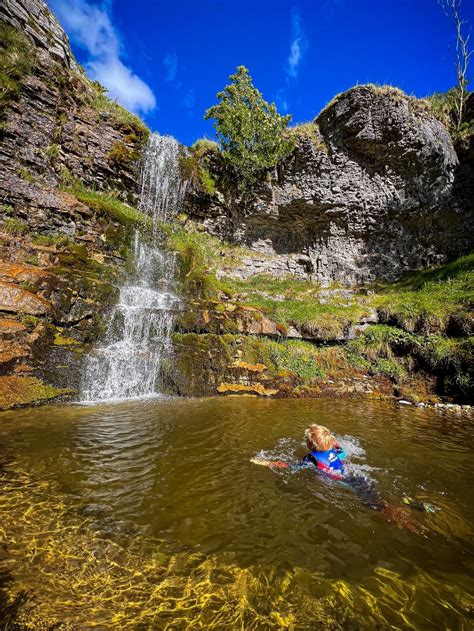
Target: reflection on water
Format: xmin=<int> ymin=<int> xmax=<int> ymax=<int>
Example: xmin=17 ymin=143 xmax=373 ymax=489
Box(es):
xmin=0 ymin=398 xmax=473 ymax=628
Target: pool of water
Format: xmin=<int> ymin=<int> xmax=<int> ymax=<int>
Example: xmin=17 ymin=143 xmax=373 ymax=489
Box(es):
xmin=0 ymin=397 xmax=473 ymax=628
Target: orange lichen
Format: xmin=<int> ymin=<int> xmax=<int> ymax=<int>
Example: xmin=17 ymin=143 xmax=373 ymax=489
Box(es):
xmin=216 ymin=382 xmax=279 ymax=396
xmin=229 ymin=360 xmax=268 ymax=373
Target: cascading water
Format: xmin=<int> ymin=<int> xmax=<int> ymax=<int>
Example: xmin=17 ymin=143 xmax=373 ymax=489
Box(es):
xmin=80 ymin=134 xmax=186 ymax=402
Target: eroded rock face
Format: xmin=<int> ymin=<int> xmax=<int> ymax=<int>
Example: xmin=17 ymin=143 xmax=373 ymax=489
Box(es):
xmin=0 ymin=0 xmax=144 ymax=407
xmin=185 ymin=86 xmax=473 ymax=284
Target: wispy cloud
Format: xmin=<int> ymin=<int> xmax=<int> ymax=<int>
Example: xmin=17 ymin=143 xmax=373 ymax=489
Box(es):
xmin=49 ymin=0 xmax=156 ymax=115
xmin=163 ymin=53 xmax=178 ymax=83
xmin=182 ymin=89 xmax=195 ymax=114
xmin=275 ymin=88 xmax=289 ymax=113
xmin=276 ymin=8 xmax=308 ymax=113
xmin=286 ymin=8 xmax=307 ymax=79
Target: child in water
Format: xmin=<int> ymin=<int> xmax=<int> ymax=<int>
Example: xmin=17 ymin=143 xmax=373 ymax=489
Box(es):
xmin=252 ymin=424 xmax=435 ymax=529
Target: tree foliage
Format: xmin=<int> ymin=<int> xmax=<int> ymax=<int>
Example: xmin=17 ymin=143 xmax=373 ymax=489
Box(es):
xmin=205 ymin=66 xmax=295 ymax=192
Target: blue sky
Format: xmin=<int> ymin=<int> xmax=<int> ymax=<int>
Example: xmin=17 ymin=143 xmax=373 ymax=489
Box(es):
xmin=48 ymin=0 xmax=474 ymax=146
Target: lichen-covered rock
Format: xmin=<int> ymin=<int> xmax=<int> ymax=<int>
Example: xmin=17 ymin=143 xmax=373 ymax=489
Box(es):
xmin=0 ymin=375 xmax=73 ymax=410
xmin=185 ymin=86 xmax=473 ymax=284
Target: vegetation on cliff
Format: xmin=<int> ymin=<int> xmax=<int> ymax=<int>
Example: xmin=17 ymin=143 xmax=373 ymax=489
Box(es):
xmin=166 ymin=220 xmax=472 ymax=403
xmin=0 ymin=22 xmax=36 ymax=130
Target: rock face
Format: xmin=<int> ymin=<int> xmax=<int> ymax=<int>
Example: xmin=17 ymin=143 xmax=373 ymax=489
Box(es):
xmin=0 ymin=0 xmax=145 ymax=407
xmin=185 ymin=86 xmax=473 ymax=284
xmin=0 ymin=0 xmax=145 ymax=224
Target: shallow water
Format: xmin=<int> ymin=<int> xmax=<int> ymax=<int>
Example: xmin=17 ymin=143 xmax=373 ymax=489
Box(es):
xmin=0 ymin=397 xmax=473 ymax=629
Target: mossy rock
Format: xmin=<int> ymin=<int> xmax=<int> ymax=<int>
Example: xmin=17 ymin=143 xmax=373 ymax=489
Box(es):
xmin=0 ymin=376 xmax=74 ymax=410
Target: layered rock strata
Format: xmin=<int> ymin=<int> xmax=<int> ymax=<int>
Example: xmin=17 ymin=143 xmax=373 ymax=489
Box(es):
xmin=185 ymin=86 xmax=473 ymax=284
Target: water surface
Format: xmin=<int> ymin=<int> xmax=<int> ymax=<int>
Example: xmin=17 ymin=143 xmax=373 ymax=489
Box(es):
xmin=0 ymin=398 xmax=472 ymax=628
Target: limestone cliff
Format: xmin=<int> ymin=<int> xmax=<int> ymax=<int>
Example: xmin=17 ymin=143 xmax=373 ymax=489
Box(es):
xmin=184 ymin=86 xmax=473 ymax=285
xmin=0 ymin=0 xmax=147 ymax=407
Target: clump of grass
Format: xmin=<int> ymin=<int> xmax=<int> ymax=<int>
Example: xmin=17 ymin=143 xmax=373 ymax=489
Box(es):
xmin=243 ymin=337 xmax=324 ymax=383
xmin=63 ymin=182 xmax=152 ymax=229
xmin=179 ymin=139 xmax=220 ymax=196
xmin=225 ymin=273 xmax=370 ymax=339
xmin=425 ymin=88 xmax=474 ymax=144
xmin=317 ymin=84 xmax=427 ymax=121
xmin=286 ymin=121 xmax=327 ymax=152
xmin=1 ymin=217 xmax=29 ymax=235
xmin=375 ymin=253 xmax=473 ymax=334
xmin=108 ymin=140 xmax=141 ymax=170
xmin=0 ymin=23 xmax=36 ymax=126
xmin=84 ymin=79 xmax=149 ymax=139
xmin=161 ymin=222 xmax=244 ymax=298
xmin=345 ymin=325 xmax=416 ymax=383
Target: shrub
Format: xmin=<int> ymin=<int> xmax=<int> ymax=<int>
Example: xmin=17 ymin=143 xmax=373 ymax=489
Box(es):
xmin=205 ymin=66 xmax=295 ymax=193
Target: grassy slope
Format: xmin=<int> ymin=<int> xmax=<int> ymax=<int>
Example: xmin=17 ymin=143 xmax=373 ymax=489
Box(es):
xmin=165 ymin=221 xmax=473 ymax=401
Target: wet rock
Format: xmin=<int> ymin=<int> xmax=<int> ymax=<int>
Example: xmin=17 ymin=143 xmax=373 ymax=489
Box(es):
xmin=0 ymin=375 xmax=73 ymax=409
xmin=0 ymin=318 xmax=27 ymax=337
xmin=0 ymin=281 xmax=53 ymax=315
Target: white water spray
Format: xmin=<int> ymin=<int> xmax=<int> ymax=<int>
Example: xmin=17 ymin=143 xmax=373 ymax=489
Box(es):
xmin=81 ymin=134 xmax=186 ymax=402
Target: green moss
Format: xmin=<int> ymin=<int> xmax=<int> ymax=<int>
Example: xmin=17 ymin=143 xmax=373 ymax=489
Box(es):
xmin=0 ymin=22 xmax=36 ymax=127
xmin=0 ymin=376 xmax=73 ymax=410
xmin=53 ymin=333 xmax=80 ymax=347
xmin=31 ymin=233 xmax=72 ymax=247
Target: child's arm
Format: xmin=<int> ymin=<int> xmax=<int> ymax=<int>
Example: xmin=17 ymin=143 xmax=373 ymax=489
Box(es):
xmin=250 ymin=457 xmax=289 ymax=469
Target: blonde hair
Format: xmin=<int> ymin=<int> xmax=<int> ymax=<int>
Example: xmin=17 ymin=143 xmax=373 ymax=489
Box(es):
xmin=304 ymin=424 xmax=336 ymax=452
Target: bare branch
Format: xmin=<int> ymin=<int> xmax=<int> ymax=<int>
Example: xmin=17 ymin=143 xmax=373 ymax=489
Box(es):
xmin=439 ymin=0 xmax=473 ymax=129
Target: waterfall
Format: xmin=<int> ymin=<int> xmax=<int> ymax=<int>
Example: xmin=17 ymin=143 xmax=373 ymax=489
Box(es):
xmin=80 ymin=134 xmax=186 ymax=402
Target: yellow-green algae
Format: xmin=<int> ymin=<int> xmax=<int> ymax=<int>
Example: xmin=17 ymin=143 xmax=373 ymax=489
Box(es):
xmin=0 ymin=376 xmax=73 ymax=410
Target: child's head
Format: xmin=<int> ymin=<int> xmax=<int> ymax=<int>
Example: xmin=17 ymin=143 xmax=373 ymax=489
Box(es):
xmin=304 ymin=424 xmax=336 ymax=452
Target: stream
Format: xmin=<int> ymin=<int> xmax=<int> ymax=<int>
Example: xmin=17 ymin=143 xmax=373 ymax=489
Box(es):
xmin=0 ymin=397 xmax=472 ymax=628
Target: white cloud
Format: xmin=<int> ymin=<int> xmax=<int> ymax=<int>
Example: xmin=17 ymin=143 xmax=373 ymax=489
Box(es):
xmin=49 ymin=0 xmax=156 ymax=114
xmin=286 ymin=9 xmax=307 ymax=79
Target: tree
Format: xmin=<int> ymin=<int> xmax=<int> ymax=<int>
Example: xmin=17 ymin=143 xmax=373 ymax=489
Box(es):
xmin=205 ymin=66 xmax=295 ymax=192
xmin=439 ymin=0 xmax=473 ymax=130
